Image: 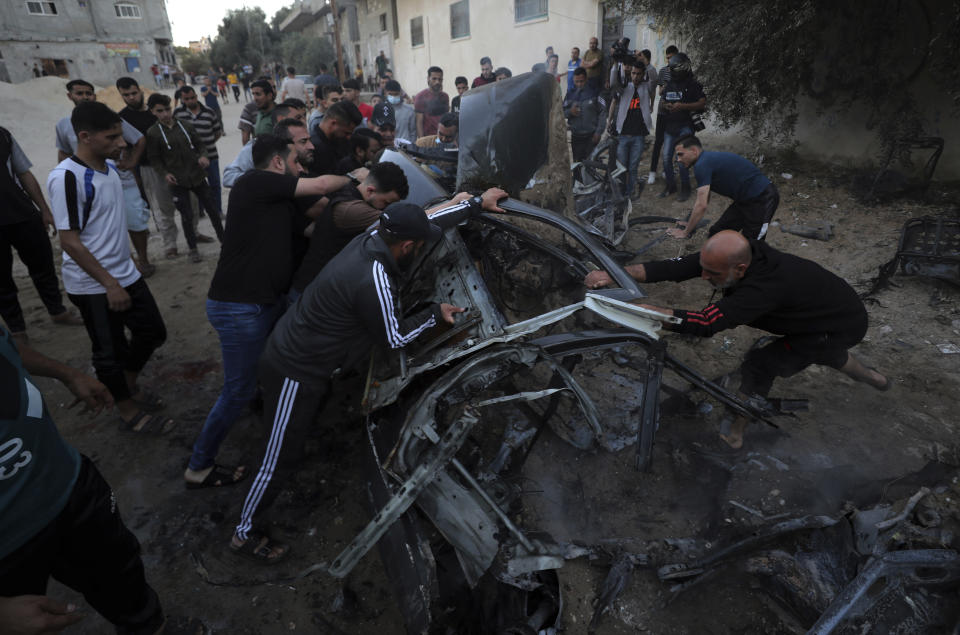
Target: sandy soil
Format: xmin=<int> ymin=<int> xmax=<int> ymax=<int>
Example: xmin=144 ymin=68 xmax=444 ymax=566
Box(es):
xmin=6 ymin=77 xmax=960 ymax=633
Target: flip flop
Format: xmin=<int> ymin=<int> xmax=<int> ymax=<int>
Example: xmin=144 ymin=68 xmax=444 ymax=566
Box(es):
xmin=119 ymin=410 xmax=176 ymax=435
xmin=229 ymin=530 xmax=289 ymax=565
xmin=185 ymin=463 xmax=248 ymax=490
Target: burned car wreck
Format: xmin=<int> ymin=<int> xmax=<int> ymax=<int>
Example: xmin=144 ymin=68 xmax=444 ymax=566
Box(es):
xmin=314 ymin=73 xmax=960 ymax=634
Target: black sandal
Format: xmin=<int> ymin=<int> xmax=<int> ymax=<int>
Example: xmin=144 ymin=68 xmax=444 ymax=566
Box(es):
xmin=132 ymin=389 xmax=166 ymax=412
xmin=119 ymin=410 xmax=176 ymax=435
xmin=185 ymin=463 xmax=248 ymax=490
xmin=229 ymin=530 xmax=289 ymax=565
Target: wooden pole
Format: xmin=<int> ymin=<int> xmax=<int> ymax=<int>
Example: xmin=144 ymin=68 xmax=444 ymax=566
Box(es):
xmin=330 ymin=0 xmax=346 ymax=81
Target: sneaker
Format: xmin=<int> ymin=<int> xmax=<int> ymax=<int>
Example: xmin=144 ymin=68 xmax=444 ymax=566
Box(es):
xmin=190 ymin=249 xmax=203 ymax=263
xmin=164 ymin=248 xmax=178 ymax=259
xmin=196 ymin=234 xmax=216 ymax=244
xmin=657 ymin=187 xmax=676 ymax=199
xmin=647 ymin=171 xmax=656 ymax=185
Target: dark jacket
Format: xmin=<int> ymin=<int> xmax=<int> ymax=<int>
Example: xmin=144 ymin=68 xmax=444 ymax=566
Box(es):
xmin=309 ymin=126 xmax=348 ymax=176
xmin=562 ymin=85 xmax=605 ymax=138
xmin=145 ymin=119 xmax=208 ymax=187
xmin=262 ymin=198 xmax=483 ymax=385
xmin=643 ymin=241 xmax=867 ymax=339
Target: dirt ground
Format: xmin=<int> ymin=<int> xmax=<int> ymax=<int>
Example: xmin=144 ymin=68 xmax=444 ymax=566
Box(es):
xmin=8 ymin=83 xmax=960 ymax=633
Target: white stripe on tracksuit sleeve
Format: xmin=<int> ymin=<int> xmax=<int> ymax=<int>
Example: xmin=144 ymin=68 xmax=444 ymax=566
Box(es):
xmin=372 ymin=261 xmax=436 ymax=349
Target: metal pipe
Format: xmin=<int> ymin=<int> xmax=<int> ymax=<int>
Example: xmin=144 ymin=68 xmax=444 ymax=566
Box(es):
xmin=449 ymin=457 xmax=536 ymax=552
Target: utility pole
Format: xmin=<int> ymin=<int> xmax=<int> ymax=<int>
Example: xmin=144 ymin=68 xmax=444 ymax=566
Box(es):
xmin=330 ymin=0 xmax=345 ymax=81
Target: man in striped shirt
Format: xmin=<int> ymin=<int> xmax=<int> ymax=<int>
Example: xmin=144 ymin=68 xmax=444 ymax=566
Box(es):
xmin=175 ymin=86 xmax=224 ymax=228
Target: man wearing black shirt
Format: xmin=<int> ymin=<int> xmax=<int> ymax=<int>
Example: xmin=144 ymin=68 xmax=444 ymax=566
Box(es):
xmin=450 ymin=76 xmax=469 ymax=113
xmin=290 ymin=161 xmax=407 ymax=299
xmin=309 ymin=101 xmax=361 ymax=175
xmin=0 ymin=127 xmax=82 ymax=341
xmin=334 ymin=128 xmax=382 ymax=176
xmin=183 ymin=135 xmax=358 ymax=489
xmin=658 ymin=53 xmax=705 ymax=202
xmin=585 ymin=231 xmax=890 ymax=448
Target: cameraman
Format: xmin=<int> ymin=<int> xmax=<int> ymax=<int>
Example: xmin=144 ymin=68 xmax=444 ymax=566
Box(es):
xmin=610 ymin=64 xmax=654 ymax=198
xmin=607 ymin=38 xmax=634 ymax=98
xmin=563 ymin=68 xmax=605 ymax=161
xmin=657 ymin=52 xmax=705 ymax=202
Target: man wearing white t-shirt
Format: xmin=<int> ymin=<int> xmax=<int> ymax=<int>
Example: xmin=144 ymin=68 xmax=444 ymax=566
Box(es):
xmin=55 ymin=79 xmax=154 ymax=276
xmin=47 ymin=102 xmax=174 ymax=435
xmin=279 ymin=66 xmax=307 ymax=103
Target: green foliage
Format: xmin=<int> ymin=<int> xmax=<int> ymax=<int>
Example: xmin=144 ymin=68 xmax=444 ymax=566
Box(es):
xmin=174 ymin=46 xmax=209 ymax=76
xmin=629 ymin=0 xmax=960 ymax=158
xmin=270 ymin=6 xmax=293 ymax=30
xmin=203 ymin=4 xmax=332 ymax=78
xmin=279 ymin=32 xmax=335 ymax=77
xmin=208 ymin=7 xmax=281 ymax=71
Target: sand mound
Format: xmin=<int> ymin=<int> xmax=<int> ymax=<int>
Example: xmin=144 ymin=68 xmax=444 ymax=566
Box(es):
xmin=0 ymin=77 xmax=79 ymax=149
xmin=95 ymin=84 xmax=155 ymax=112
xmin=0 ymin=77 xmax=158 ymax=138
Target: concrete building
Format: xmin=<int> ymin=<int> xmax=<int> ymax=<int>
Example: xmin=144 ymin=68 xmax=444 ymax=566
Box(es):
xmin=390 ymin=0 xmax=592 ymax=96
xmin=188 ymin=36 xmax=211 ymax=55
xmin=0 ymin=0 xmax=176 ymax=86
xmin=280 ymin=0 xmax=397 ymax=86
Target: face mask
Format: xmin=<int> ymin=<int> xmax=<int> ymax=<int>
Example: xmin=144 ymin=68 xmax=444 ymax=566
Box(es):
xmin=436 ymin=140 xmax=456 ymax=150
xmin=387 ymin=95 xmax=402 ymax=105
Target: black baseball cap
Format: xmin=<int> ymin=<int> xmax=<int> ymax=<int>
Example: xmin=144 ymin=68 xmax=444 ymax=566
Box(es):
xmin=380 ymin=203 xmax=442 ymax=242
xmin=371 ymin=102 xmax=396 ymax=127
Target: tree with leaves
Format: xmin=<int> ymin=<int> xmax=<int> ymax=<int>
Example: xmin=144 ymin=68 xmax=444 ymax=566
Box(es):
xmin=208 ymin=7 xmax=281 ymax=73
xmin=627 ymin=0 xmax=959 ymax=162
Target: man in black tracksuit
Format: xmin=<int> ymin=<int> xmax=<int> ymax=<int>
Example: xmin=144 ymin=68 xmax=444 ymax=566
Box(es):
xmin=229 ymin=190 xmax=507 ymax=562
xmin=585 ymin=231 xmax=890 ymax=448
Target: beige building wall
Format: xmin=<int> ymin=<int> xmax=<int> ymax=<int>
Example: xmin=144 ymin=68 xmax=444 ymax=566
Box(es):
xmin=391 ymin=0 xmax=601 ymax=97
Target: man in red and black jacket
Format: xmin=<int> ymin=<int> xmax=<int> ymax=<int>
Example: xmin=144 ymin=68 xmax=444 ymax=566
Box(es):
xmin=585 ymin=231 xmax=890 ymax=448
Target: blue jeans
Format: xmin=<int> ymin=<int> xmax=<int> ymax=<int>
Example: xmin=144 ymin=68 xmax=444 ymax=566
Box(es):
xmin=616 ymin=134 xmax=647 ymax=197
xmin=205 ymin=158 xmax=222 ymax=218
xmin=663 ymin=126 xmax=693 ymax=191
xmin=188 ymin=299 xmax=283 ymax=471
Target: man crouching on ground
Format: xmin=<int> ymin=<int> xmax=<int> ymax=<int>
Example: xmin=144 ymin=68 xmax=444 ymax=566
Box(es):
xmin=585 ymin=230 xmax=890 ymax=449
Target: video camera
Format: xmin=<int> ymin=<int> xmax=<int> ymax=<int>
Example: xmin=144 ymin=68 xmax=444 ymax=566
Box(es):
xmin=610 ymin=38 xmax=633 ymax=63
xmin=610 ymin=37 xmax=645 ymax=72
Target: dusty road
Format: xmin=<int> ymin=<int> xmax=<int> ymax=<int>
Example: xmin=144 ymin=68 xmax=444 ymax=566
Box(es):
xmin=6 ymin=79 xmax=960 ymax=633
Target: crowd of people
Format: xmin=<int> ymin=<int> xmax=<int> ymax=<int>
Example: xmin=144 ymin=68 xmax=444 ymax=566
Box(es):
xmin=1 ymin=39 xmax=892 ymax=633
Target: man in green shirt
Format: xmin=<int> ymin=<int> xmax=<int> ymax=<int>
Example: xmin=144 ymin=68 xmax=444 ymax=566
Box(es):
xmin=583 ymin=36 xmax=605 ymax=93
xmin=251 ymin=79 xmax=278 ymax=139
xmin=0 ymin=325 xmax=167 ymax=634
xmin=145 ymin=93 xmax=224 ymax=262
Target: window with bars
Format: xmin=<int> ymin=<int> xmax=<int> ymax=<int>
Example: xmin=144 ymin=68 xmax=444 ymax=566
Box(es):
xmin=114 ymin=3 xmax=141 ymax=18
xmin=410 ymin=16 xmax=424 ymax=47
xmin=514 ymin=0 xmax=547 ymax=23
xmin=26 ymin=2 xmax=58 ymax=15
xmin=450 ymin=0 xmax=469 ymax=39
